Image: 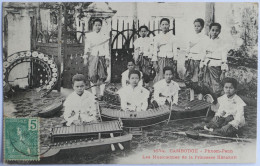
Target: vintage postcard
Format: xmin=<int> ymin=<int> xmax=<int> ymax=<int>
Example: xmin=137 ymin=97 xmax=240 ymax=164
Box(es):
xmin=1 ymin=1 xmax=258 ymax=164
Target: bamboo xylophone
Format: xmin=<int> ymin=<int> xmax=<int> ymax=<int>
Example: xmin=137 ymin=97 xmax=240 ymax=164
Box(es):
xmin=101 ymin=105 xmax=172 ymax=128
xmin=101 ymin=105 xmax=170 ymax=119
xmin=51 ymin=120 xmax=123 ymax=143
xmin=171 ymin=100 xmax=211 ymax=112
xmin=170 ymin=100 xmax=212 ymax=121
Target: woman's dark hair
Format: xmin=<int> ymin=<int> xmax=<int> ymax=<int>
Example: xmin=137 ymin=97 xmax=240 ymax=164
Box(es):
xmin=128 ymin=70 xmax=141 ymax=79
xmin=222 ymin=77 xmax=238 ymax=89
xmin=127 ymin=58 xmax=135 ymax=65
xmin=72 ymin=74 xmax=85 ymax=84
xmin=93 ymin=18 xmax=103 ymax=26
xmin=163 ymin=66 xmax=174 ymax=74
xmin=194 ymin=18 xmax=205 ymax=28
xmin=209 ymin=22 xmax=221 ymax=32
xmin=139 ymin=25 xmax=149 ymax=31
xmin=160 ymin=18 xmax=170 ymax=24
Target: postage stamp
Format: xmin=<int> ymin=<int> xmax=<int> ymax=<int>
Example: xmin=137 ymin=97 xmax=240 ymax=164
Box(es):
xmin=4 ymin=118 xmax=40 ymax=161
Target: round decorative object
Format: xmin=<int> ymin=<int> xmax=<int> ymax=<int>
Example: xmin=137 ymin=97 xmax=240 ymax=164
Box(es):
xmin=13 ymin=54 xmax=20 ymax=59
xmin=49 ymin=81 xmax=54 ymax=86
xmin=43 ymin=57 xmax=49 ymax=61
xmin=39 ymin=53 xmax=44 ymax=59
xmin=32 ymin=51 xmax=38 ymax=57
xmin=52 ymin=73 xmax=58 ymax=77
xmin=50 ymin=64 xmax=56 ymax=68
xmin=51 ymin=77 xmax=57 ymax=82
xmin=3 ymin=62 xmax=10 ymax=68
xmin=3 ymin=51 xmax=58 ymax=98
xmin=7 ymin=57 xmax=14 ymax=63
xmin=20 ymin=52 xmax=25 ymax=57
xmin=52 ymin=68 xmax=57 ymax=73
xmin=48 ymin=60 xmax=53 ymax=64
xmin=26 ymin=51 xmax=31 ymax=57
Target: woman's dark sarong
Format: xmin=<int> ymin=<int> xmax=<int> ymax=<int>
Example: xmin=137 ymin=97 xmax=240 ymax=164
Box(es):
xmin=137 ymin=55 xmax=152 ymax=77
xmin=88 ymin=56 xmax=107 ymax=83
xmin=201 ymin=65 xmax=222 ymax=97
xmin=153 ymin=57 xmax=177 ymax=83
xmin=185 ymin=59 xmax=200 ymax=82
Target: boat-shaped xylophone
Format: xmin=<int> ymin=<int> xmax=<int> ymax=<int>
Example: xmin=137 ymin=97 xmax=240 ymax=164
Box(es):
xmin=41 ymin=120 xmax=132 ymax=158
xmin=170 ymin=100 xmax=211 ymax=120
xmin=38 ymin=100 xmax=63 ymax=118
xmin=101 ymin=105 xmax=171 ymax=128
xmin=51 ymin=120 xmax=124 ymax=143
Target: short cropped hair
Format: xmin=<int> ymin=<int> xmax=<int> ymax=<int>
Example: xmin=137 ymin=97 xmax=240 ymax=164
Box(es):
xmin=72 ymin=74 xmax=85 ymax=84
xmin=209 ymin=22 xmax=221 ymax=32
xmin=163 ymin=66 xmax=174 ymax=74
xmin=222 ymin=77 xmax=238 ymax=89
xmin=139 ymin=25 xmax=149 ymax=31
xmin=127 ymin=58 xmax=135 ymax=65
xmin=93 ymin=18 xmax=102 ymax=26
xmin=128 ymin=70 xmax=141 ymax=79
xmin=194 ymin=18 xmax=205 ymax=28
xmin=160 ymin=18 xmax=170 ymax=24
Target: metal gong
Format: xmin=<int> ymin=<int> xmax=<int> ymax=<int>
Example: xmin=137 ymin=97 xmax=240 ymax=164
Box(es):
xmin=3 ymin=51 xmax=59 ymax=97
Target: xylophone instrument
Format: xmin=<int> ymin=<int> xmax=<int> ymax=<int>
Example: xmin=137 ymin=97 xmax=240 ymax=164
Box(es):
xmin=170 ymin=99 xmax=212 ymax=120
xmin=51 ymin=120 xmax=123 ymax=143
xmin=101 ymin=105 xmax=171 ymax=128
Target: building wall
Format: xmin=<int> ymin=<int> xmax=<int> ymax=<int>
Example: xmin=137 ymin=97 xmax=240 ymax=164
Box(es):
xmin=6 ymin=10 xmax=31 ymax=88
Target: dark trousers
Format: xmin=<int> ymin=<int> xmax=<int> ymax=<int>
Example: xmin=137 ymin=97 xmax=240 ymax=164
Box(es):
xmin=207 ymin=115 xmax=239 ymax=137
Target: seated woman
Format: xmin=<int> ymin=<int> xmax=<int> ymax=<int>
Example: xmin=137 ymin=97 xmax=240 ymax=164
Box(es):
xmin=117 ymin=70 xmax=150 ymax=112
xmin=63 ymin=74 xmax=98 ymax=126
xmin=153 ymin=66 xmax=180 ymax=107
xmin=204 ymin=77 xmax=246 ymax=137
xmin=121 ymin=59 xmax=143 ymax=87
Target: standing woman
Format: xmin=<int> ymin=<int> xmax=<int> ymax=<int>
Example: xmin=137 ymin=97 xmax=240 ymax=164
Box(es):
xmin=200 ymin=23 xmax=228 ymax=102
xmin=84 ymin=18 xmax=110 ymax=100
xmin=185 ymin=18 xmax=207 ymax=101
xmin=134 ymin=25 xmax=153 ymax=77
xmin=152 ymin=18 xmax=178 ymax=82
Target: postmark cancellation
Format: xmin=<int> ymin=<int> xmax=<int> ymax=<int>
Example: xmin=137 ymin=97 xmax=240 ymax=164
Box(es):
xmin=4 ymin=118 xmax=40 ymax=161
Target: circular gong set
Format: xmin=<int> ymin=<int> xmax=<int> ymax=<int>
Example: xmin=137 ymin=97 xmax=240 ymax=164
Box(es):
xmin=3 ymin=51 xmax=59 ymax=97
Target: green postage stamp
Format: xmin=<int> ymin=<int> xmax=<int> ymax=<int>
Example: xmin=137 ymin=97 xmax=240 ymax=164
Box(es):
xmin=4 ymin=118 xmax=40 ymax=161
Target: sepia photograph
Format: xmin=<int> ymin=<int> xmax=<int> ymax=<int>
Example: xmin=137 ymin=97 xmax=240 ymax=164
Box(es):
xmin=1 ymin=1 xmax=258 ymax=164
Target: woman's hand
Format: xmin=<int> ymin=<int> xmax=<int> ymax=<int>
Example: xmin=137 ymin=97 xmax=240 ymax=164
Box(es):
xmin=105 ymin=59 xmax=110 ymax=68
xmin=220 ymin=71 xmax=226 ymax=81
xmin=153 ymin=62 xmax=159 ymax=73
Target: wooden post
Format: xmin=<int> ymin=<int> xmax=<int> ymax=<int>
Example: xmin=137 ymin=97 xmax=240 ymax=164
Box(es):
xmin=63 ymin=4 xmax=67 ymax=73
xmin=3 ymin=10 xmax=8 ymax=59
xmin=205 ymin=2 xmax=215 ymax=36
xmin=31 ymin=8 xmax=37 ymax=50
xmin=57 ymin=3 xmax=63 ymax=92
xmin=133 ymin=2 xmax=138 ymax=30
xmin=172 ymin=19 xmax=175 ymax=35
